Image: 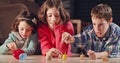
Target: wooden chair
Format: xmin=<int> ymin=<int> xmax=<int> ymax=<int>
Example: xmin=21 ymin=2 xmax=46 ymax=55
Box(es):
xmin=71 ymin=19 xmax=81 ymax=35
xmin=71 ymin=19 xmax=90 ymax=35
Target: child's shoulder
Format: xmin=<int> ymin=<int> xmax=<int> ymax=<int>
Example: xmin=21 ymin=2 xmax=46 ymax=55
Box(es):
xmin=7 ymin=31 xmax=19 ymax=40
xmin=9 ymin=31 xmax=18 ymax=36
xmin=63 ymin=21 xmax=74 ymax=28
xmin=110 ymin=23 xmax=120 ymax=36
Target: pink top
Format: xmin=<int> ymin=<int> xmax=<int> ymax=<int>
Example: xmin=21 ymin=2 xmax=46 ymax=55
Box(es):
xmin=38 ymin=21 xmax=74 ymax=56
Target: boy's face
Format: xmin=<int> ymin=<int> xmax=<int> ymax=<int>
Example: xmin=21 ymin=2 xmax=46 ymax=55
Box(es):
xmin=18 ymin=21 xmax=33 ymax=39
xmin=91 ymin=17 xmax=111 ymax=38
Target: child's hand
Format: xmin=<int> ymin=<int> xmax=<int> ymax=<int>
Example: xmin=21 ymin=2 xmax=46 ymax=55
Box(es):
xmin=87 ymin=50 xmax=109 ymax=59
xmin=6 ymin=42 xmax=17 ymax=52
xmin=46 ymin=48 xmax=62 ymax=57
xmin=61 ymin=32 xmax=75 ymax=44
xmin=87 ymin=50 xmax=96 ymax=60
xmin=46 ymin=48 xmax=63 ymax=60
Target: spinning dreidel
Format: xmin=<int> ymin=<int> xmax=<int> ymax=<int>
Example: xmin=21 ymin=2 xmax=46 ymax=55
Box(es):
xmin=13 ymin=49 xmax=27 ymax=60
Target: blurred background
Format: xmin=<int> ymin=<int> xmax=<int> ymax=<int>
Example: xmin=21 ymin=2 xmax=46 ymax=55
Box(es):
xmin=1 ymin=0 xmax=120 ymax=25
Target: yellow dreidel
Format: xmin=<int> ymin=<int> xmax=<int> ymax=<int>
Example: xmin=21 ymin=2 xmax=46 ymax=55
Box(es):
xmin=62 ymin=54 xmax=67 ymax=60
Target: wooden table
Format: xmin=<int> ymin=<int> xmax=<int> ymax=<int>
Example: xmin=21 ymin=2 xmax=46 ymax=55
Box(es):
xmin=0 ymin=55 xmax=119 ymax=63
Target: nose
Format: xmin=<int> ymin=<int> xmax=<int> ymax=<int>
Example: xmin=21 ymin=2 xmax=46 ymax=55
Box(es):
xmin=95 ymin=25 xmax=100 ymax=32
xmin=51 ymin=15 xmax=56 ymax=21
xmin=22 ymin=30 xmax=27 ymax=35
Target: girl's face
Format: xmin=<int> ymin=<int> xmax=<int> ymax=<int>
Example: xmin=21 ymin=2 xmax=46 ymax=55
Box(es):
xmin=18 ymin=21 xmax=33 ymax=39
xmin=46 ymin=7 xmax=61 ymax=29
xmin=92 ymin=17 xmax=111 ymax=38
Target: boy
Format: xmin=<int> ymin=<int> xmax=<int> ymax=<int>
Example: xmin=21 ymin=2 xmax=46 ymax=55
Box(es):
xmin=63 ymin=3 xmax=120 ymax=59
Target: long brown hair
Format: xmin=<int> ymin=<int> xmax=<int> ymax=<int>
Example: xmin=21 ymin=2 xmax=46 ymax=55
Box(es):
xmin=38 ymin=0 xmax=70 ymax=24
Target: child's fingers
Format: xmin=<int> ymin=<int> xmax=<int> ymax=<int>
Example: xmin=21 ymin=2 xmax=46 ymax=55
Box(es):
xmin=64 ymin=35 xmax=74 ymax=44
xmin=67 ymin=36 xmax=75 ymax=43
xmin=6 ymin=42 xmax=17 ymax=50
xmin=61 ymin=32 xmax=68 ymax=42
xmin=48 ymin=48 xmax=63 ymax=57
xmin=6 ymin=43 xmax=12 ymax=49
xmin=87 ymin=50 xmax=96 ymax=60
xmin=13 ymin=42 xmax=17 ymax=50
xmin=52 ymin=49 xmax=63 ymax=56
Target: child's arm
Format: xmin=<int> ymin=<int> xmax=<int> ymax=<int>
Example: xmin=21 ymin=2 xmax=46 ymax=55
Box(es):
xmin=61 ymin=21 xmax=74 ymax=44
xmin=87 ymin=50 xmax=108 ymax=59
xmin=0 ymin=33 xmax=16 ymax=54
xmin=95 ymin=51 xmax=108 ymax=58
xmin=0 ymin=43 xmax=9 ymax=54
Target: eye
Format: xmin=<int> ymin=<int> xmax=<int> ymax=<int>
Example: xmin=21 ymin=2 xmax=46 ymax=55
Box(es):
xmin=20 ymin=28 xmax=24 ymax=31
xmin=55 ymin=14 xmax=60 ymax=17
xmin=99 ymin=23 xmax=104 ymax=26
xmin=92 ymin=23 xmax=95 ymax=26
xmin=26 ymin=29 xmax=32 ymax=32
xmin=100 ymin=23 xmax=103 ymax=25
xmin=47 ymin=14 xmax=52 ymax=17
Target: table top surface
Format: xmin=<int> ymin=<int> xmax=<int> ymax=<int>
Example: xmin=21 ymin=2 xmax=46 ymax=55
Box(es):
xmin=0 ymin=55 xmax=120 ymax=63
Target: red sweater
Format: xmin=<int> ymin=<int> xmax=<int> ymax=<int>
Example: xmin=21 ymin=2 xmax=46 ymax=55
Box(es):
xmin=38 ymin=21 xmax=74 ymax=56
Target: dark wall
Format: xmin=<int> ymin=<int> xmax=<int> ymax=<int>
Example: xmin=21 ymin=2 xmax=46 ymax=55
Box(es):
xmin=71 ymin=0 xmax=120 ymax=26
xmin=35 ymin=0 xmax=45 ymax=6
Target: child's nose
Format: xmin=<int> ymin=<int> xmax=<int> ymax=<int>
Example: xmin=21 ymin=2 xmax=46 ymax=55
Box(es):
xmin=95 ymin=25 xmax=100 ymax=31
xmin=22 ymin=30 xmax=27 ymax=35
xmin=51 ymin=16 xmax=56 ymax=21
